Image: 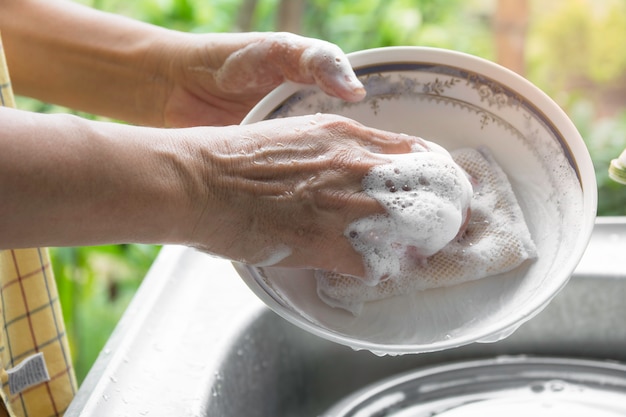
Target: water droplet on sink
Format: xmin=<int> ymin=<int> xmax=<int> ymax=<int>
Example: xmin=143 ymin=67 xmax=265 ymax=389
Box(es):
xmin=549 ymin=380 xmax=566 ymax=392
xmin=530 ymin=383 xmax=545 ymax=393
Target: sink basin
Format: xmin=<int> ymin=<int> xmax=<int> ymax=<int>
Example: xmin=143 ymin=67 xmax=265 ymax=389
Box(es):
xmin=66 ymin=218 xmax=626 ymax=417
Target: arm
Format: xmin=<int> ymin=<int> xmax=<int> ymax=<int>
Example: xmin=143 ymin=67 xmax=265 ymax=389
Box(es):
xmin=0 ymin=0 xmax=414 ymax=278
xmin=0 ymin=108 xmax=420 ymax=276
xmin=0 ymin=107 xmax=193 ymax=245
xmin=0 ymin=0 xmax=168 ymax=124
xmin=0 ymin=0 xmax=365 ymax=127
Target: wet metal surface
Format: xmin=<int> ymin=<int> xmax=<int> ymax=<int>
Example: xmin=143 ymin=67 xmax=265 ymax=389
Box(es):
xmin=66 ymin=218 xmax=626 ymax=417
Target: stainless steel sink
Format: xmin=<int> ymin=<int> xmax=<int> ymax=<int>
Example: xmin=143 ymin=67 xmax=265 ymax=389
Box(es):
xmin=66 ymin=217 xmax=626 ymax=417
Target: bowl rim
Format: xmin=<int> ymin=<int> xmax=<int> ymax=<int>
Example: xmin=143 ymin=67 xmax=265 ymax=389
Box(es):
xmin=323 ymin=356 xmax=626 ymax=415
xmin=240 ymin=46 xmax=598 ymax=354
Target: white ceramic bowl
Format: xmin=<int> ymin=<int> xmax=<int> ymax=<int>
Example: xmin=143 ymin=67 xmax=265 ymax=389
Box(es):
xmin=234 ymin=46 xmax=597 ymax=354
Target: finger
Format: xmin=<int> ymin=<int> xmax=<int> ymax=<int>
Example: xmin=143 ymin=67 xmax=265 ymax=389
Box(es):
xmin=365 ymin=131 xmax=430 ymax=154
xmin=332 ymin=119 xmax=430 ymax=154
xmin=298 ymin=41 xmax=366 ymax=102
xmin=271 ymin=227 xmax=368 ymax=277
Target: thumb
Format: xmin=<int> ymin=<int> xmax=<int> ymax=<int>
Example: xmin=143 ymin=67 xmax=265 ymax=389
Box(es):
xmin=299 ymin=42 xmax=366 ymax=102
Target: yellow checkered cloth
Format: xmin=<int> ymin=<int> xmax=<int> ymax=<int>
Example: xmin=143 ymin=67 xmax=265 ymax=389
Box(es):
xmin=0 ymin=33 xmax=77 ymax=417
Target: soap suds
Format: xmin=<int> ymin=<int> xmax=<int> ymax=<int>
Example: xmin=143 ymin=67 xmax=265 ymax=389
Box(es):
xmin=345 ymin=141 xmax=473 ymax=286
xmin=212 ymin=34 xmax=365 ymax=101
xmin=317 ymin=146 xmax=537 ymax=315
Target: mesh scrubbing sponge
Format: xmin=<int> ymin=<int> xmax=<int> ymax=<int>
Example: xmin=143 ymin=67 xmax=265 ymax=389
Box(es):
xmin=315 ymin=147 xmax=537 ymax=315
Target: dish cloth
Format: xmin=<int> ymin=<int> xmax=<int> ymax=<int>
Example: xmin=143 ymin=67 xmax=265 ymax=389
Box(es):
xmin=0 ymin=32 xmax=77 ymax=417
xmin=316 ymin=147 xmax=537 ymax=315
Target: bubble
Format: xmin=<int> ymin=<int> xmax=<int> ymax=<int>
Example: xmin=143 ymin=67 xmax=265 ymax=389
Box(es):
xmin=346 ymin=148 xmax=473 ymax=284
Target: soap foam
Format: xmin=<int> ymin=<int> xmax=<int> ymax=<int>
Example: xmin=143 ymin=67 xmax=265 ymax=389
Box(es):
xmin=317 ymin=147 xmax=537 ymax=315
xmin=345 ymin=144 xmax=473 ymax=286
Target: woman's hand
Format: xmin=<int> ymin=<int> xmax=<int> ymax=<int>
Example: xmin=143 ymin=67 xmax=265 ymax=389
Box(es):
xmin=183 ymin=114 xmax=424 ymax=277
xmin=0 ymin=108 xmax=424 ymax=278
xmin=155 ymin=32 xmax=366 ymax=127
xmin=1 ymin=1 xmax=364 ymax=128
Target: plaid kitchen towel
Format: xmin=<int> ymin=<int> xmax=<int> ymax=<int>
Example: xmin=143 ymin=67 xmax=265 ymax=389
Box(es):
xmin=0 ymin=32 xmax=77 ymax=417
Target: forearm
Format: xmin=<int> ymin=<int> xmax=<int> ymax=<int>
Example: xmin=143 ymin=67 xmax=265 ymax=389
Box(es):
xmin=0 ymin=0 xmax=367 ymax=128
xmin=0 ymin=109 xmax=424 ymax=275
xmin=0 ymin=107 xmax=199 ymax=248
xmin=0 ymin=0 xmax=175 ymax=125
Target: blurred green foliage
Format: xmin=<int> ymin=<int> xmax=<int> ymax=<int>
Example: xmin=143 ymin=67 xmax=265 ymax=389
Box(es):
xmin=52 ymin=244 xmax=161 ymax=383
xmin=13 ymin=0 xmax=626 ymax=385
xmin=569 ymin=100 xmax=626 ymax=215
xmin=528 ymin=0 xmax=626 ymax=215
xmin=528 ymin=0 xmax=626 ymax=88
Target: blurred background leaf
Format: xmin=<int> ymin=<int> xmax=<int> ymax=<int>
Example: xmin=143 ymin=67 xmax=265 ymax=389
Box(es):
xmin=13 ymin=0 xmax=626 ymax=384
xmin=52 ymin=244 xmax=161 ymax=383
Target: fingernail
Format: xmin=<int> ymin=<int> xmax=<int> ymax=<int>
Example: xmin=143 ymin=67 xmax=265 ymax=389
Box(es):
xmin=345 ymin=75 xmax=366 ymax=101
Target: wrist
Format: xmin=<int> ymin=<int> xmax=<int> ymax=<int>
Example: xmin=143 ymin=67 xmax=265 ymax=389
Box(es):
xmin=58 ymin=116 xmax=199 ymax=246
xmin=93 ymin=123 xmax=206 ymax=246
xmin=0 ymin=109 xmax=200 ymax=248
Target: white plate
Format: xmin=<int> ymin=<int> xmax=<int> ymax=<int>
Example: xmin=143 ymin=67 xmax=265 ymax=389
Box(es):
xmin=236 ymin=47 xmax=597 ymax=354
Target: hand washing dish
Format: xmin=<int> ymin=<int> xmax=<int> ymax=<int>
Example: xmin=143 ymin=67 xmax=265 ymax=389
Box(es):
xmin=234 ymin=47 xmax=597 ymax=354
